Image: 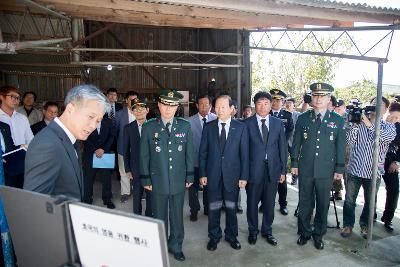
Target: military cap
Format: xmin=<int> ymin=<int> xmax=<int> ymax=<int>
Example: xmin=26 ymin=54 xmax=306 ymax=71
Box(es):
xmin=270 ymin=89 xmax=287 ymax=100
xmin=309 ymin=83 xmax=334 ymax=96
xmin=336 ymin=99 xmax=345 ymax=107
xmin=131 ymin=97 xmax=148 ymax=109
xmin=158 ymin=89 xmax=183 ymax=106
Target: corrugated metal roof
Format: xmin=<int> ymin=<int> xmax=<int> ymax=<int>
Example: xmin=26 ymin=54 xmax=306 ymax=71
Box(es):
xmin=278 ymin=0 xmax=400 ymax=14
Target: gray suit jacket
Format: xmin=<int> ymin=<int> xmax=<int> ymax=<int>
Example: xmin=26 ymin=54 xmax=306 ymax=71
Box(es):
xmin=188 ymin=112 xmax=217 ymax=167
xmin=24 ymin=121 xmax=83 ymax=200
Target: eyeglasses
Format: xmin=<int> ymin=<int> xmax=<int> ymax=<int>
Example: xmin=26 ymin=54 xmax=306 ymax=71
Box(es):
xmin=5 ymin=95 xmax=20 ymax=101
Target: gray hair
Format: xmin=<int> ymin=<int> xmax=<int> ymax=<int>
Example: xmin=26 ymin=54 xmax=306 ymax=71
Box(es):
xmin=64 ymin=84 xmax=111 ymax=114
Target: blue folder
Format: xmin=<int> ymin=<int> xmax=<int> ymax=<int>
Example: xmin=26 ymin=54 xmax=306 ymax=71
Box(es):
xmin=92 ymin=153 xmax=115 ymax=169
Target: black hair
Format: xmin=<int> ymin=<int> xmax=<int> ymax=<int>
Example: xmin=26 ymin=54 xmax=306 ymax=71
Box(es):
xmin=389 ymin=102 xmax=400 ymax=112
xmin=196 ymin=94 xmax=212 ymax=104
xmin=330 ymin=95 xmax=337 ymax=107
xmin=253 ymin=91 xmax=272 ymax=104
xmin=106 ymin=88 xmax=118 ymax=94
xmin=43 ymin=101 xmax=59 ymax=110
xmin=125 ymin=90 xmax=139 ymax=99
xmin=370 ymin=96 xmax=390 ymax=108
xmin=23 ymin=91 xmax=37 ymax=101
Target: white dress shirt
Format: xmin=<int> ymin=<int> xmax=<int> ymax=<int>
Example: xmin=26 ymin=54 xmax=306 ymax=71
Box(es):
xmin=0 ymin=108 xmax=34 ymax=146
xmin=218 ymin=117 xmax=231 ymax=139
xmin=0 ymin=132 xmax=5 ymax=153
xmin=128 ymin=111 xmax=136 ymax=124
xmin=54 ymin=117 xmax=76 ymax=145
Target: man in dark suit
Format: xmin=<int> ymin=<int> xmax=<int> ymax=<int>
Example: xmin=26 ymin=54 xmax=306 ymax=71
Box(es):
xmin=82 ymin=116 xmax=115 ymax=209
xmin=31 ymin=101 xmax=59 ymax=135
xmin=116 ymin=91 xmax=139 ymax=203
xmin=270 ymin=89 xmax=294 ymax=215
xmin=244 ymin=91 xmax=287 ymax=246
xmin=199 ymin=94 xmax=249 ymax=251
xmin=104 ymin=87 xmax=123 ymax=123
xmin=123 ymin=98 xmax=152 ymax=217
xmin=24 ymin=84 xmax=110 ymax=200
xmin=187 ymin=94 xmax=217 ymax=221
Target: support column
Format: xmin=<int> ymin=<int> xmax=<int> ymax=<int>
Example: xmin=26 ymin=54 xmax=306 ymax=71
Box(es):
xmin=366 ymin=61 xmax=384 ymax=248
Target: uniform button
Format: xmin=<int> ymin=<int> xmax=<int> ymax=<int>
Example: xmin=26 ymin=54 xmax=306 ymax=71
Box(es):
xmin=170 ymin=166 xmax=172 ymax=169
xmin=169 ymin=158 xmax=172 ymax=161
xmin=169 ymin=141 xmax=171 ymax=144
xmin=316 ymin=153 xmax=319 ymax=156
xmin=169 ymin=150 xmax=172 ymax=153
xmin=317 ymin=146 xmax=319 ymax=148
xmin=317 ymin=139 xmax=320 ymax=141
xmin=317 ymin=131 xmax=320 ymax=134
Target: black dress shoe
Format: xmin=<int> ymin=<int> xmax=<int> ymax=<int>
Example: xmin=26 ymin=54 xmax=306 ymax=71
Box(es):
xmin=207 ymin=240 xmax=218 ymax=251
xmin=173 ymin=252 xmax=185 ymax=261
xmin=204 ymin=209 xmax=208 ymax=216
xmin=237 ymin=207 xmax=243 ymax=214
xmin=103 ymin=201 xmax=115 ymax=209
xmin=384 ymin=222 xmax=394 ymax=232
xmin=248 ymin=235 xmax=257 ymax=245
xmin=225 ymin=238 xmax=241 ymax=250
xmin=280 ymin=207 xmax=289 ymax=215
xmin=313 ymin=238 xmax=324 ymax=250
xmin=265 ymin=234 xmax=278 ymax=246
xmin=297 ymin=235 xmax=310 ymax=246
xmin=190 ymin=213 xmax=198 ymax=222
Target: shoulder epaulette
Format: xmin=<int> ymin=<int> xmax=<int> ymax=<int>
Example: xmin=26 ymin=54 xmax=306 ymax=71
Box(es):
xmin=176 ymin=117 xmax=189 ymax=122
xmin=144 ymin=118 xmax=157 ymax=125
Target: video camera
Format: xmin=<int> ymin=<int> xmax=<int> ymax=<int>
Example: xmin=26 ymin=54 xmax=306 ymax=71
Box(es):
xmin=303 ymin=93 xmax=312 ymax=104
xmin=346 ymin=100 xmax=376 ymax=123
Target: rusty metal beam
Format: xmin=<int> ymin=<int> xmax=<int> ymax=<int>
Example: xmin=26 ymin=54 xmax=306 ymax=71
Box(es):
xmin=72 ymin=23 xmax=116 ymax=47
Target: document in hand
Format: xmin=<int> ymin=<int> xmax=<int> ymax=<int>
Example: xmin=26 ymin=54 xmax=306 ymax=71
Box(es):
xmin=92 ymin=153 xmax=115 ymax=169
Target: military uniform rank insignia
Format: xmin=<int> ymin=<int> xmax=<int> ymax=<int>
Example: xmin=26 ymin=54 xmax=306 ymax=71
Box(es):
xmin=304 ymin=132 xmax=308 ymax=139
xmin=155 ymin=146 xmax=161 ymax=152
xmin=178 ymin=145 xmax=183 ymax=151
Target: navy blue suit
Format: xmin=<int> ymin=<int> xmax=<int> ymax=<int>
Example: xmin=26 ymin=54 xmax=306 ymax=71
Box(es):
xmin=244 ymin=115 xmax=287 ymax=236
xmin=199 ymin=119 xmax=249 ymax=241
xmin=123 ymin=121 xmax=152 ymax=217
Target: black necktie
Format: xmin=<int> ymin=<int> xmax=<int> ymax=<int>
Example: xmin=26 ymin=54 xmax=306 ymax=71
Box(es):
xmin=165 ymin=122 xmax=171 ymax=136
xmin=109 ymin=104 xmax=115 ymax=124
xmin=261 ymin=119 xmax=269 ymax=145
xmin=202 ymin=117 xmax=207 ymax=127
xmin=220 ymin=122 xmax=226 ymax=152
xmin=273 ymin=111 xmax=278 ymax=117
xmin=316 ymin=113 xmax=322 ymax=128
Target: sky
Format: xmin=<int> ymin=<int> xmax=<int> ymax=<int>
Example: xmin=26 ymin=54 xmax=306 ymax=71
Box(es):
xmin=250 ymin=1 xmax=400 ymax=88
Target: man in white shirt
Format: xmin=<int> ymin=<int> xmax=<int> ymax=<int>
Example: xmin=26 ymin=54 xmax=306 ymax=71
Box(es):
xmin=0 ymin=85 xmax=34 ymax=188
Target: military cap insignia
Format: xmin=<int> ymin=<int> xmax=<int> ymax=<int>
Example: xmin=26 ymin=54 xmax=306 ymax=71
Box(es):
xmin=316 ymin=83 xmax=322 ymax=90
xmin=168 ymin=91 xmax=174 ymax=98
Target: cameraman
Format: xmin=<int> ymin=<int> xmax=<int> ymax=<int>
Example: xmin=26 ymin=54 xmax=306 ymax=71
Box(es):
xmin=341 ymin=97 xmax=396 ymax=239
xmin=381 ymin=102 xmax=400 ymax=231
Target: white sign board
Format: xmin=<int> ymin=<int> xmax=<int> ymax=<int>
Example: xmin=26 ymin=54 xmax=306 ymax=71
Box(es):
xmin=69 ymin=203 xmax=169 ymax=267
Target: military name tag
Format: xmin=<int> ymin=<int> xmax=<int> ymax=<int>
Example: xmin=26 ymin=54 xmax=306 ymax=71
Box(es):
xmin=155 ymin=146 xmax=161 ymax=152
xmin=178 ymin=145 xmax=183 ymax=151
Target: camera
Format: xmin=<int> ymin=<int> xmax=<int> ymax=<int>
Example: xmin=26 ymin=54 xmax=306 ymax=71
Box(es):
xmin=347 ymin=102 xmax=376 ymax=123
xmin=303 ymin=93 xmax=312 ymax=104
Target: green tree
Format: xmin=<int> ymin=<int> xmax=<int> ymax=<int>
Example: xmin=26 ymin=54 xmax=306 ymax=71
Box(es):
xmin=334 ymin=78 xmax=378 ymax=105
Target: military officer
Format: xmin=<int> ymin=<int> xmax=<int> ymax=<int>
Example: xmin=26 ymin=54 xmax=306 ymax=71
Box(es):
xmin=270 ymin=89 xmax=294 ymax=215
xmin=140 ymin=90 xmax=194 ymax=262
xmin=291 ymin=83 xmax=345 ymax=250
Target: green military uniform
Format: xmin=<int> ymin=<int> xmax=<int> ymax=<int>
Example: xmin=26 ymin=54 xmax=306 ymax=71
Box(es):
xmin=140 ymin=90 xmax=194 ymax=257
xmin=291 ymin=83 xmax=345 ymax=240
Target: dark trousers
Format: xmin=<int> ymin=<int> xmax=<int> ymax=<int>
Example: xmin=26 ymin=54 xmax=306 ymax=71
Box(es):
xmin=382 ymin=171 xmax=399 ymax=223
xmin=132 ymin=178 xmax=152 ymax=217
xmin=278 ymin=181 xmax=287 ymax=207
xmin=343 ymin=174 xmax=380 ymax=228
xmin=83 ymin=163 xmax=112 ymax=203
xmin=188 ymin=167 xmax=208 ymax=214
xmin=298 ymin=176 xmax=332 ymax=239
xmin=152 ymin=192 xmax=185 ymax=253
xmin=208 ymin=178 xmax=239 ymax=242
xmin=5 ymin=174 xmax=24 ymax=189
xmin=246 ymin=162 xmax=278 ymax=236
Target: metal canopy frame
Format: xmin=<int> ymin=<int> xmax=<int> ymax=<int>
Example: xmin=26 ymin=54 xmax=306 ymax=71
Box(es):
xmin=249 ymin=24 xmax=399 ymax=249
